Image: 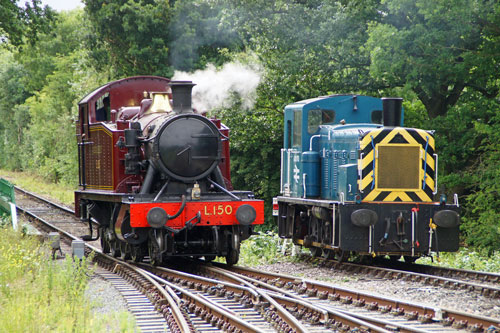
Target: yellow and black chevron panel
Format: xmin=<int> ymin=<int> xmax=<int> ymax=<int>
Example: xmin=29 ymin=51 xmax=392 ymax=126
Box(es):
xmin=358 ymin=127 xmax=435 ymax=202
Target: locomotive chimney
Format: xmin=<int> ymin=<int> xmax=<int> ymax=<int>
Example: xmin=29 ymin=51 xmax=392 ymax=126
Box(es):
xmin=382 ymin=97 xmax=403 ymax=127
xmin=170 ymin=81 xmax=196 ymax=114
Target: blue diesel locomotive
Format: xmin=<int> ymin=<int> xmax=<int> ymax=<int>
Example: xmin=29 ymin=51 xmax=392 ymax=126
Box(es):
xmin=273 ymin=95 xmax=460 ymax=262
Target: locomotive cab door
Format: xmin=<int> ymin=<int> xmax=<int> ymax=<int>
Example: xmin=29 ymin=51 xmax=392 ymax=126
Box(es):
xmin=77 ymin=104 xmax=90 ymax=188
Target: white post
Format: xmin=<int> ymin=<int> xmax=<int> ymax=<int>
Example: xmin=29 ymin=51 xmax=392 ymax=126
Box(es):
xmin=9 ymin=202 xmax=17 ymax=231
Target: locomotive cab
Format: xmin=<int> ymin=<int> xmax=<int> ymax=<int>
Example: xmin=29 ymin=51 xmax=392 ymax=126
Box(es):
xmin=281 ymin=95 xmax=388 ymax=198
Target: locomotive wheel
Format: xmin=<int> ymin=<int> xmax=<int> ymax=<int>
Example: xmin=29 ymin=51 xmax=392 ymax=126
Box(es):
xmin=403 ymin=256 xmax=417 ymax=263
xmin=131 ymin=246 xmax=144 ymax=263
xmin=99 ymin=228 xmax=110 ymax=254
xmin=309 ymin=247 xmax=322 ymax=257
xmin=120 ymin=243 xmax=131 ymax=260
xmin=148 ymin=240 xmax=162 ymax=265
xmin=109 ymin=240 xmax=121 ymax=257
xmin=225 ymin=248 xmax=239 ymax=266
xmin=322 ymin=249 xmax=336 ymax=260
xmin=360 ymin=255 xmax=373 ymax=264
xmin=204 ymin=255 xmax=216 ymax=262
xmin=336 ymin=250 xmax=349 ymax=262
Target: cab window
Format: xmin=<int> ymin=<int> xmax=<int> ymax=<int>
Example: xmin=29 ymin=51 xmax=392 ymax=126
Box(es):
xmin=293 ymin=111 xmax=302 ymax=148
xmin=308 ymin=109 xmax=335 ymax=134
xmin=95 ymin=93 xmax=110 ymax=122
xmin=286 ymin=120 xmax=292 ymax=148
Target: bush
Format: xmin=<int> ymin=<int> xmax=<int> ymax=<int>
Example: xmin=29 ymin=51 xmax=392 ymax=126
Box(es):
xmin=238 ymin=231 xmax=289 ymax=266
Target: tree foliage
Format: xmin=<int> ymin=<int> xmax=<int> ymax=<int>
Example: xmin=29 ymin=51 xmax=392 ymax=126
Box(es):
xmin=0 ymin=51 xmax=30 ymax=170
xmin=84 ymin=0 xmax=173 ymax=77
xmin=0 ymin=0 xmax=55 ymax=46
xmin=366 ymin=0 xmax=500 ymax=119
xmin=0 ymin=10 xmax=107 ymax=183
xmin=169 ymin=0 xmax=242 ymax=71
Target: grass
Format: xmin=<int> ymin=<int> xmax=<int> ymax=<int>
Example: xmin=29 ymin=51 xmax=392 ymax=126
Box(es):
xmin=0 ymin=169 xmax=76 ymax=208
xmin=417 ymin=248 xmax=500 ymax=272
xmin=0 ymin=221 xmax=136 ymax=332
xmin=237 ymin=231 xmax=500 ymax=275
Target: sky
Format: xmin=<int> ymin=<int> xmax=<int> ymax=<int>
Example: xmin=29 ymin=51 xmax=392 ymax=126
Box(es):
xmin=40 ymin=0 xmax=83 ymax=11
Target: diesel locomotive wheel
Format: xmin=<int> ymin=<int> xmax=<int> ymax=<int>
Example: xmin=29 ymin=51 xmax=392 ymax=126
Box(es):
xmin=322 ymin=249 xmax=336 ymax=260
xmin=204 ymin=255 xmax=216 ymax=262
xmin=310 ymin=247 xmax=322 ymax=257
xmin=390 ymin=255 xmax=401 ymax=262
xmin=359 ymin=255 xmax=374 ymax=264
xmin=403 ymin=256 xmax=417 ymax=263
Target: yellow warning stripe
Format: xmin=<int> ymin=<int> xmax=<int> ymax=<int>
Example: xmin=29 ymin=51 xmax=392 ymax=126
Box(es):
xmin=359 ymin=127 xmax=435 ymax=202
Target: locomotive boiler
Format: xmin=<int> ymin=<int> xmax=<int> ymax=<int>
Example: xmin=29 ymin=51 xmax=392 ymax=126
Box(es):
xmin=273 ymin=95 xmax=460 ymax=262
xmin=75 ymin=76 xmax=264 ymax=265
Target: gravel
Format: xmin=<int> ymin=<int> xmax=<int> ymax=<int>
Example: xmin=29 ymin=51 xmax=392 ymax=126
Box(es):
xmin=85 ymin=273 xmax=129 ymax=314
xmin=255 ymin=260 xmax=500 ymax=319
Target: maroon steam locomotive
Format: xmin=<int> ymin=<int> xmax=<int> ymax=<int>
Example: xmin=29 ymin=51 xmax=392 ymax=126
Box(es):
xmin=75 ymin=76 xmax=264 ymax=265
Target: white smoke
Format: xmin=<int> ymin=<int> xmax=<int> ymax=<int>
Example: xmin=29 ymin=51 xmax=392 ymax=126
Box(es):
xmin=172 ymin=62 xmax=261 ymax=113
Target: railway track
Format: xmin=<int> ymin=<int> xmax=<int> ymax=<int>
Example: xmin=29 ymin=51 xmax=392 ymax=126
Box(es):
xmin=14 ymin=187 xmax=188 ymax=332
xmin=12 ymin=185 xmax=500 ymax=332
xmin=380 ymin=258 xmax=500 ymax=286
xmin=14 ymin=188 xmax=377 ymax=332
xmin=198 ymin=263 xmax=499 ymax=332
xmin=296 ymin=254 xmax=500 ymax=299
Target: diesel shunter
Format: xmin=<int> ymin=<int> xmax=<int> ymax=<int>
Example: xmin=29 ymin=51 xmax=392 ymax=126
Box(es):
xmin=273 ymin=95 xmax=460 ymax=262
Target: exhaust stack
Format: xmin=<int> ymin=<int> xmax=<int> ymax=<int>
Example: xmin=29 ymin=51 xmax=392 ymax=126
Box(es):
xmin=170 ymin=81 xmax=196 ymax=114
xmin=382 ymin=97 xmax=403 ymax=127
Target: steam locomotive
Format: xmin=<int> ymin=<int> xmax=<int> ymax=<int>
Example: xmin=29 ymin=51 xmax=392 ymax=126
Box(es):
xmin=273 ymin=95 xmax=460 ymax=262
xmin=75 ymin=76 xmax=264 ymax=265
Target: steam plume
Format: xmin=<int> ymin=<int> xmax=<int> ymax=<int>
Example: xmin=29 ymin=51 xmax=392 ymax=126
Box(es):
xmin=172 ymin=62 xmax=261 ymax=112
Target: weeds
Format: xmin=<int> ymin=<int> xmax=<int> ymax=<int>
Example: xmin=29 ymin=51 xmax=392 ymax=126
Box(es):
xmin=418 ymin=248 xmax=500 ymax=272
xmin=0 ymin=227 xmax=136 ymax=332
xmin=238 ymin=231 xmax=293 ymax=266
xmin=238 ymin=231 xmax=500 ymax=275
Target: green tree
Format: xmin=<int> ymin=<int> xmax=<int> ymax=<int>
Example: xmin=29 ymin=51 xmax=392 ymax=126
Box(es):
xmin=463 ymin=107 xmax=500 ymax=251
xmin=214 ymin=0 xmax=382 ymax=227
xmin=169 ymin=0 xmax=243 ymax=71
xmin=0 ymin=0 xmax=55 ymax=46
xmin=365 ymin=0 xmax=500 ymax=119
xmin=427 ymin=93 xmax=500 ymax=252
xmin=15 ymin=8 xmax=88 ymax=93
xmin=84 ymin=0 xmax=173 ymax=77
xmin=19 ymin=10 xmax=105 ymax=184
xmin=224 ymin=0 xmax=381 ymax=101
xmin=217 ymin=95 xmax=283 ymax=228
xmin=0 ymin=51 xmax=30 ymax=170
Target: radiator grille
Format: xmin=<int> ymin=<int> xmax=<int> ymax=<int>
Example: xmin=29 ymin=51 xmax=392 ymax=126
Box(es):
xmin=377 ymin=145 xmax=419 ymax=189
